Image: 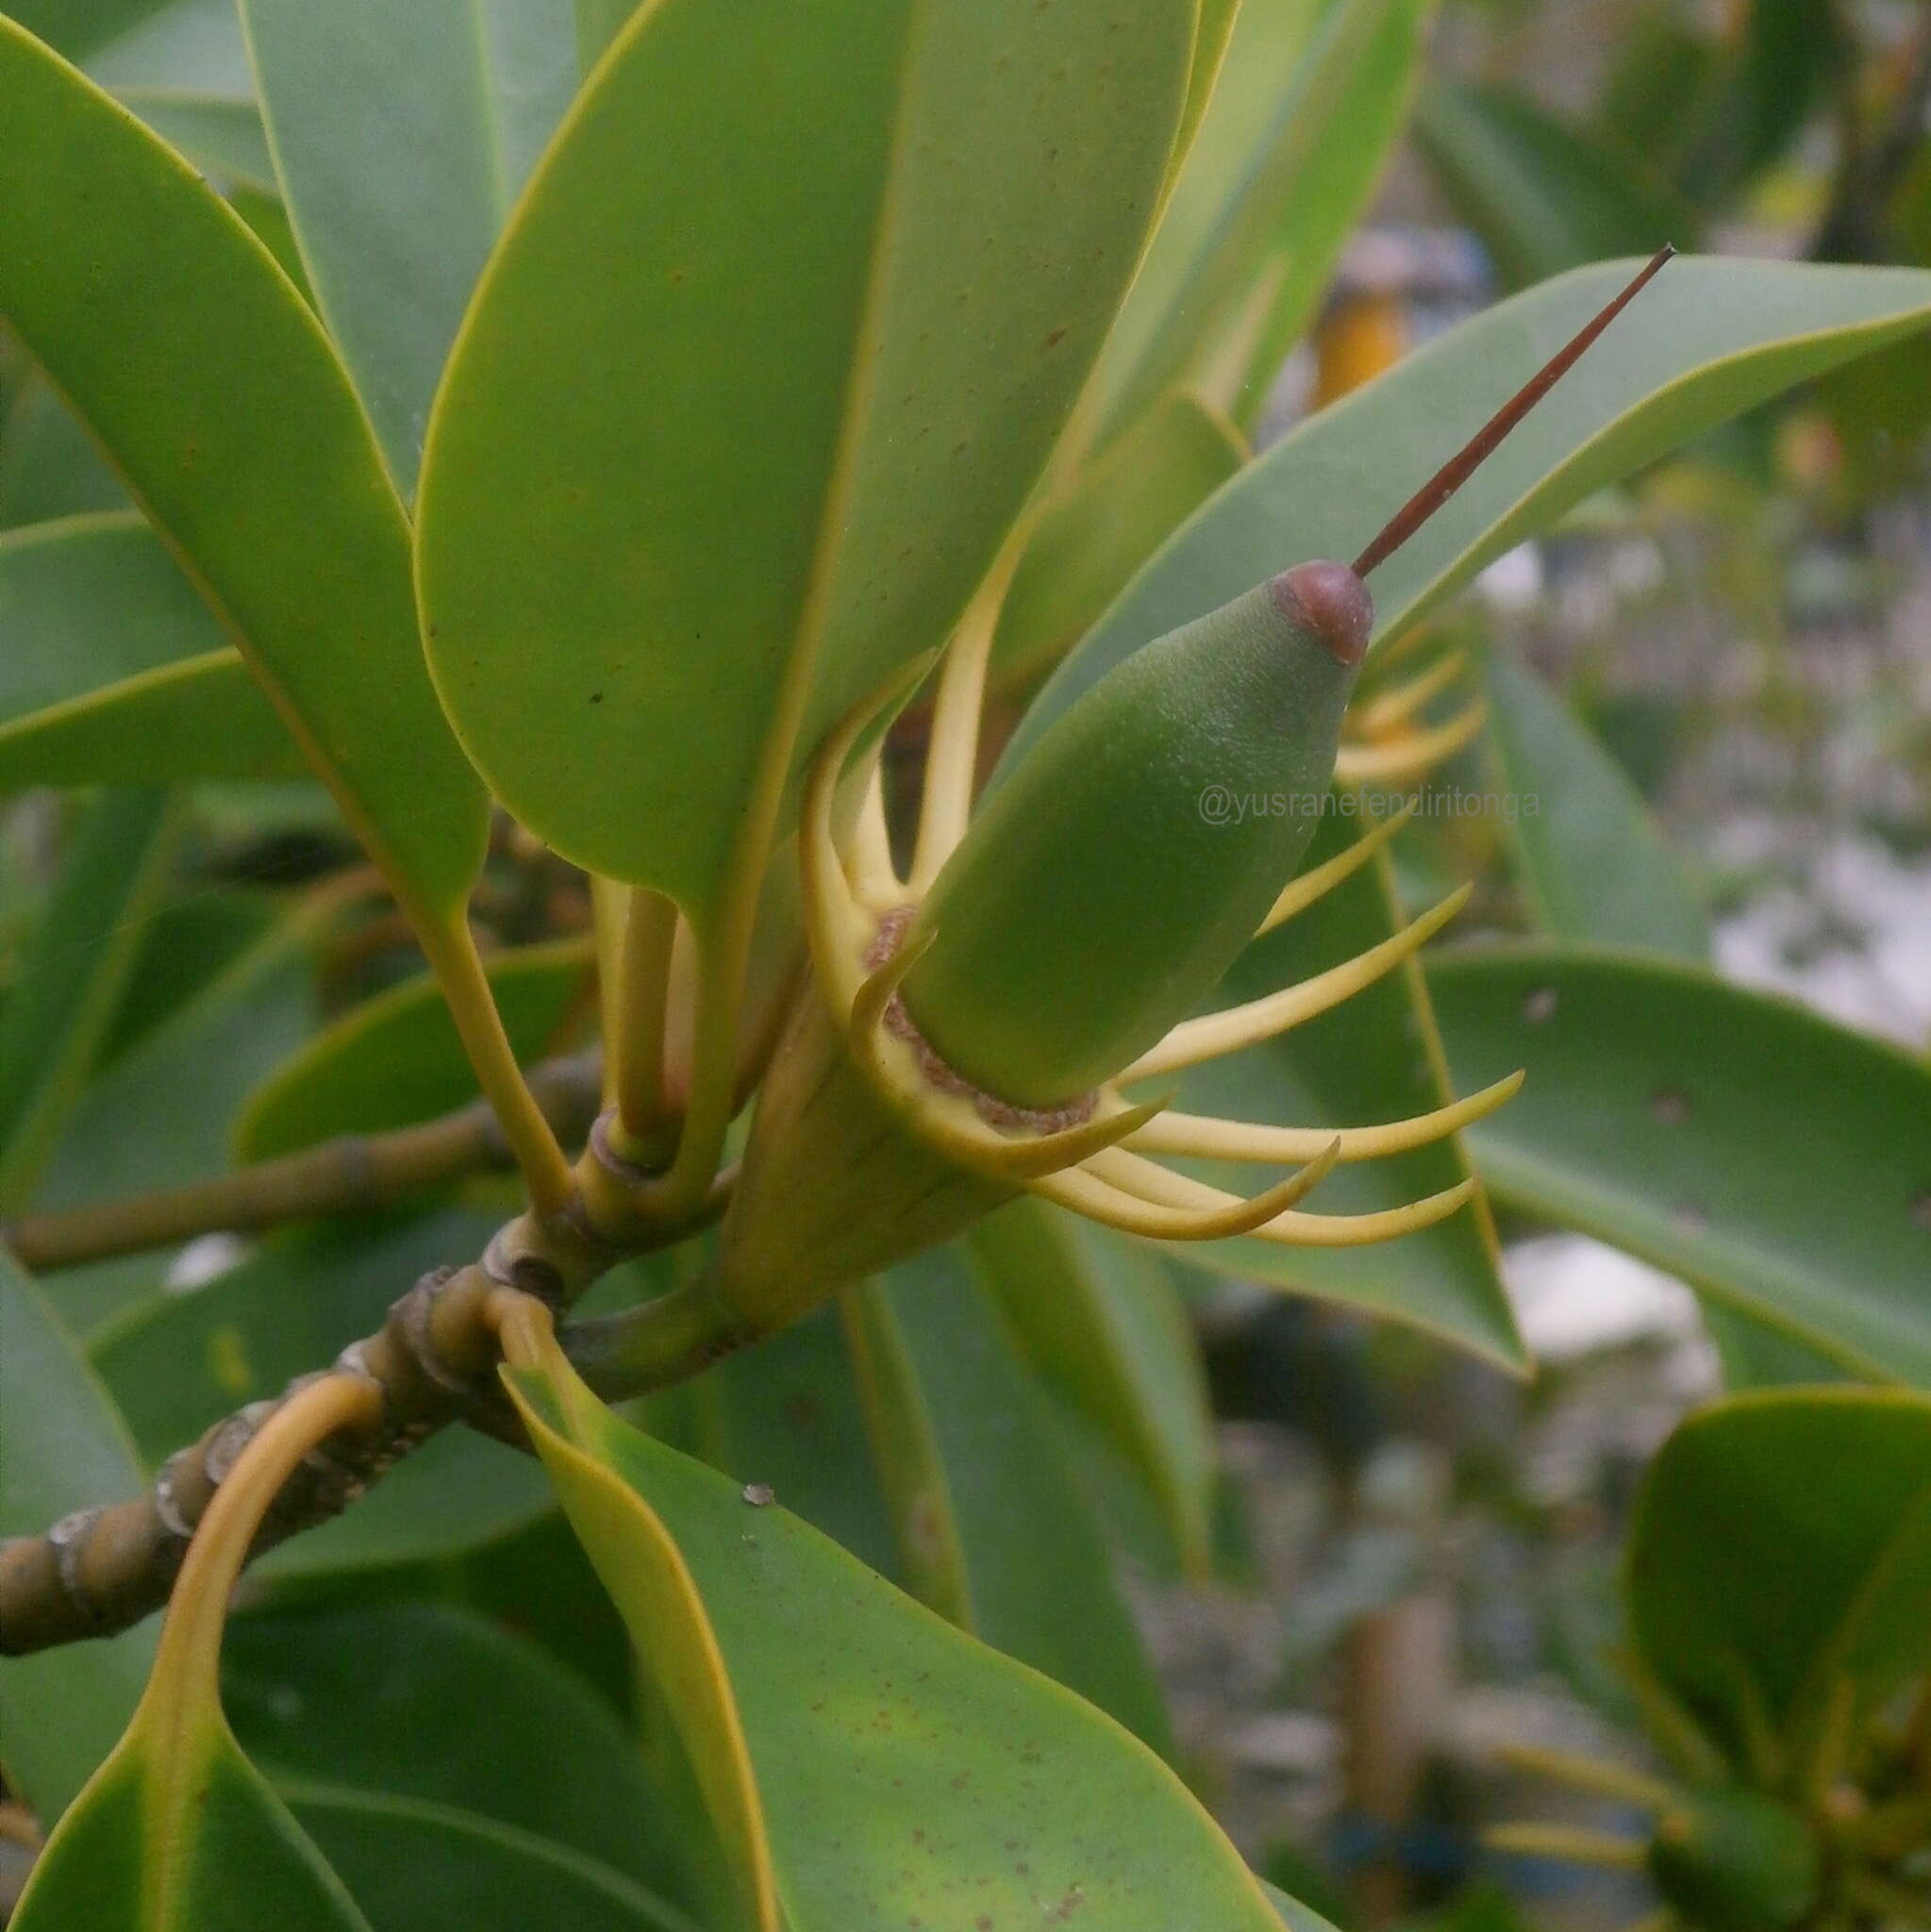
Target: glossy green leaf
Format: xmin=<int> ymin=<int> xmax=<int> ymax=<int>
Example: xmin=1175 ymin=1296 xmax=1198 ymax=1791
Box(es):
xmin=225 ymin=1603 xmax=679 ymax=1895
xmin=0 ymin=790 xmax=176 ymax=1210
xmin=0 ymin=19 xmax=488 ymax=910
xmin=1429 ymin=945 xmax=1931 ymax=1382
xmin=842 ymin=1250 xmax=1173 ymax=1753
xmin=0 ymin=514 xmax=300 ymax=791
xmin=1140 ymin=823 xmax=1522 ymax=1368
xmin=1016 ymin=258 xmax=1931 ymax=746
xmin=0 ymin=1253 xmax=157 ymax=1818
xmin=416 ymin=0 xmax=1195 ymax=909
xmin=286 ymin=1785 xmax=695 ymax=1932
xmin=233 ymin=938 xmax=592 ymax=1161
xmin=676 ymin=1300 xmax=900 ymax=1580
xmin=1091 ymin=0 xmax=1428 ymax=441
xmin=571 ymin=0 xmax=632 ymax=72
xmin=239 ymin=0 xmax=576 ymax=496
xmin=1413 ymin=83 xmax=1692 ymax=291
xmin=1626 ymin=1391 xmax=1931 ymax=1760
xmin=116 ymin=86 xmax=276 ymax=192
xmin=1480 ymin=648 xmax=1709 ymax=958
xmin=506 ymin=1334 xmax=1288 ymax=1932
xmin=992 ymin=391 xmax=1245 ymax=691
xmin=969 ymin=1197 xmax=1217 ymax=1578
xmin=12 ymin=1727 xmax=372 ymax=1931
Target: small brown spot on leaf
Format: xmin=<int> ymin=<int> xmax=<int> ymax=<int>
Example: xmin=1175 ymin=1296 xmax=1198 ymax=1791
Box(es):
xmin=1912 ymin=1191 xmax=1931 ymax=1232
xmin=741 ymin=1482 xmax=774 ymax=1507
xmin=1652 ymin=1088 xmax=1690 ymax=1125
xmin=1524 ymin=987 xmax=1557 ymax=1024
xmin=1043 ymin=326 xmax=1067 ymax=348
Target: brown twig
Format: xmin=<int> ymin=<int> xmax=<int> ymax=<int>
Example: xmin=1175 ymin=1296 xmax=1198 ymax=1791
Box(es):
xmin=0 ymin=1174 xmax=750 ymax=1658
xmin=1 ymin=1054 xmax=603 ymax=1274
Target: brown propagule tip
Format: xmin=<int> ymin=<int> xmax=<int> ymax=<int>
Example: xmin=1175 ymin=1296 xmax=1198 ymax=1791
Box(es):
xmin=1349 ymin=245 xmax=1676 ymax=581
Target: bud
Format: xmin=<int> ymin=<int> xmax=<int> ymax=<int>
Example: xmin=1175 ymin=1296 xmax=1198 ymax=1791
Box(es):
xmin=902 ymin=562 xmax=1372 ymax=1108
xmin=1649 ymin=1790 xmax=1819 ymax=1932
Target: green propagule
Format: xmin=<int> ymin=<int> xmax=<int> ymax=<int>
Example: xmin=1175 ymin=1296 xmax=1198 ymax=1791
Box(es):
xmin=0 ymin=249 xmax=1669 ymax=1662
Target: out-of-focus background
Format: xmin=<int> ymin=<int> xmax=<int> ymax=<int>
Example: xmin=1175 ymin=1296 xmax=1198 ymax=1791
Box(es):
xmin=1140 ymin=0 xmax=1931 ymax=1921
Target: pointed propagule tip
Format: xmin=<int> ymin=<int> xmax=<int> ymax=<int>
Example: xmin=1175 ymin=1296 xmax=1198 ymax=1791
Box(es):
xmin=1349 ymin=243 xmax=1677 ymax=583
xmin=1271 ymin=558 xmax=1374 ymax=666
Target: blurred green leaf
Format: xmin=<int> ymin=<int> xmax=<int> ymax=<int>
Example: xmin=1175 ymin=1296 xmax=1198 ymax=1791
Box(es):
xmin=0 ymin=19 xmax=488 ymax=910
xmin=1430 ymin=945 xmax=1931 ymax=1382
xmin=993 ymin=391 xmax=1245 ymax=691
xmin=1414 ymin=82 xmax=1691 ymax=291
xmin=970 ymin=1197 xmax=1218 ymax=1577
xmin=0 ymin=382 xmax=128 ymax=527
xmin=1093 ymin=0 xmax=1429 ymax=440
xmin=0 ymin=1254 xmax=156 ymax=1818
xmin=0 ymin=791 xmax=177 ymax=1210
xmin=843 ymin=1249 xmax=1173 ymax=1753
xmin=233 ymin=938 xmax=591 ymax=1161
xmin=285 ymin=1785 xmax=695 ymax=1932
xmin=415 ymin=0 xmax=1194 ymax=911
xmin=116 ymin=87 xmax=275 ymax=192
xmin=1627 ymin=1390 xmax=1931 ymax=1762
xmin=225 ymin=1602 xmax=680 ymax=1896
xmin=0 ymin=516 xmax=297 ymax=791
xmin=1479 ymin=647 xmax=1709 ymax=957
xmin=507 ymin=1336 xmax=1290 ymax=1932
xmin=239 ymin=0 xmax=576 ymax=494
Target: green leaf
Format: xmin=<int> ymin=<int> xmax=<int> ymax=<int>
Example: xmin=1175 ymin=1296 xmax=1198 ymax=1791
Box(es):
xmin=1429 ymin=945 xmax=1931 ymax=1383
xmin=992 ymin=391 xmax=1245 ymax=691
xmin=285 ymin=1785 xmax=695 ymax=1932
xmin=233 ymin=938 xmax=591 ymax=1161
xmin=841 ymin=1250 xmax=1174 ymax=1753
xmin=415 ymin=0 xmax=1195 ymax=912
xmin=115 ymin=87 xmax=276 ymax=192
xmin=1147 ymin=824 xmax=1523 ymax=1369
xmin=0 ymin=790 xmax=177 ymax=1210
xmin=1479 ymin=647 xmax=1709 ymax=958
xmin=1626 ymin=1390 xmax=1931 ymax=1760
xmin=1090 ymin=0 xmax=1429 ymax=441
xmin=5 ymin=0 xmax=173 ymax=64
xmin=225 ymin=1602 xmax=680 ymax=1896
xmin=0 ymin=1253 xmax=157 ymax=1818
xmin=12 ymin=1728 xmax=372 ymax=1931
xmin=1265 ymin=1878 xmax=1347 ymax=1932
xmin=0 ymin=19 xmax=487 ymax=912
xmin=674 ymin=1299 xmax=901 ymax=1581
xmin=968 ymin=1198 xmax=1217 ymax=1578
xmin=238 ymin=0 xmax=576 ymax=495
xmin=505 ymin=1334 xmax=1288 ymax=1932
xmin=0 ymin=515 xmax=299 ymax=793
xmin=1017 ymin=258 xmax=1931 ymax=743
xmin=1413 ymin=82 xmax=1692 ymax=291
xmin=32 ymin=911 xmax=318 ymax=1216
